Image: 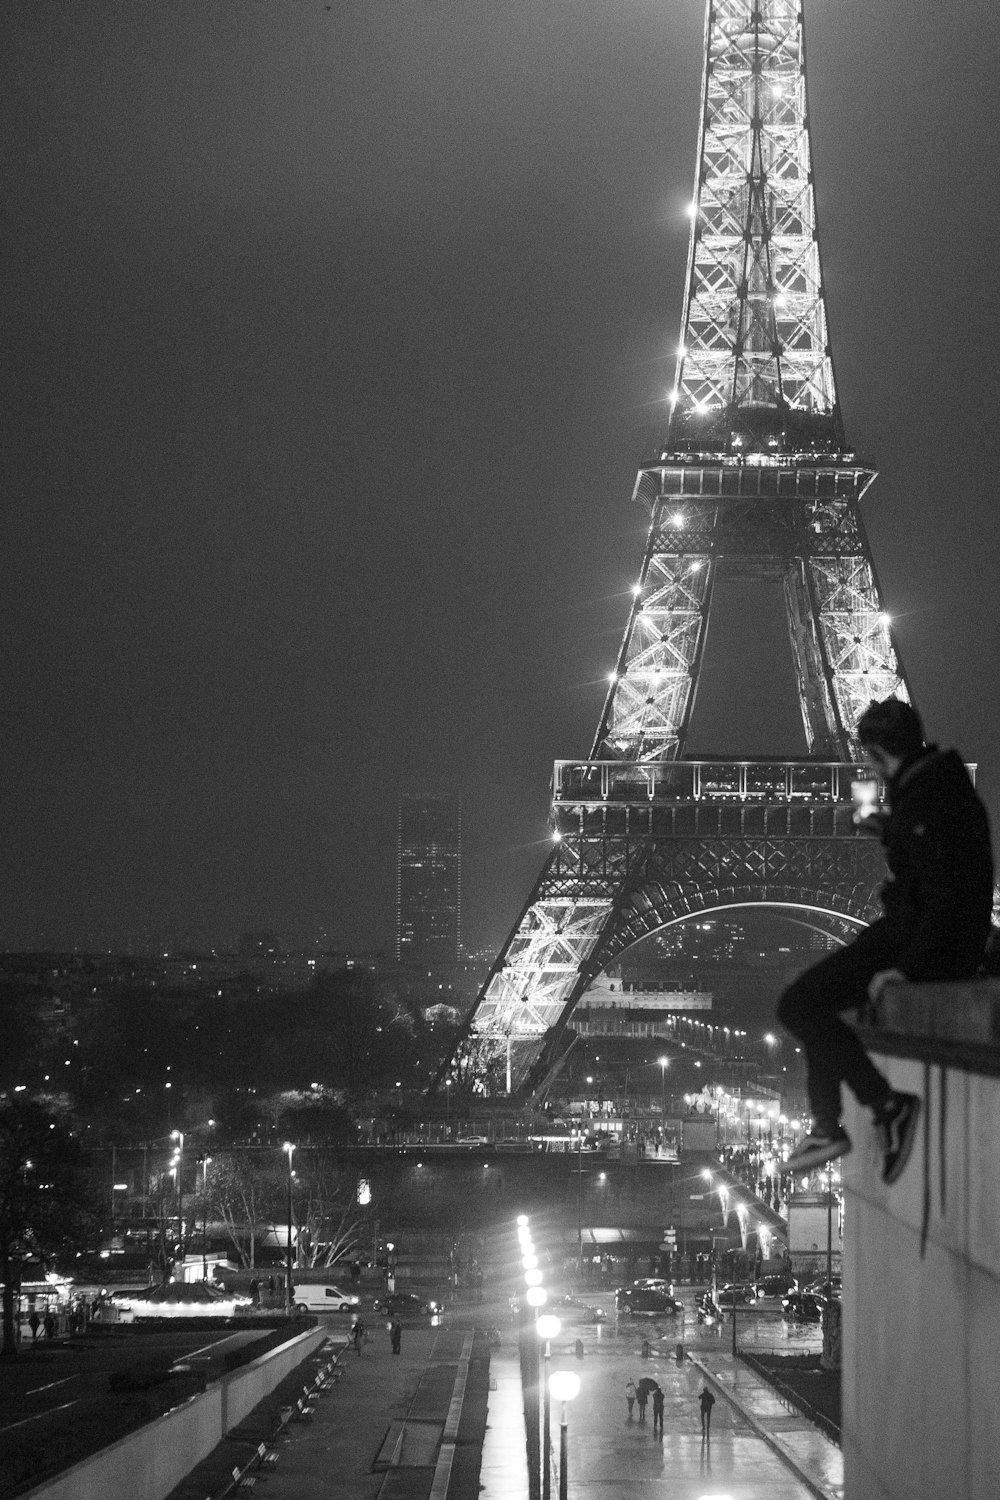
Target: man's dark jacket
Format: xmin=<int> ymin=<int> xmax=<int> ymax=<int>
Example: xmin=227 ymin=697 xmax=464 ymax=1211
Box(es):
xmin=879 ymin=747 xmax=993 ymax=979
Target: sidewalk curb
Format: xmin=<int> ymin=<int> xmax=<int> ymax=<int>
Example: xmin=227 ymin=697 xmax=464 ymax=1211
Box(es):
xmin=689 ymin=1355 xmax=840 ymax=1500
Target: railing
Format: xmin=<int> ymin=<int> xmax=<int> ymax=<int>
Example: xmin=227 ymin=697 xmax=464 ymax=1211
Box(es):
xmin=736 ymin=1347 xmax=842 ymax=1447
xmin=552 ymin=758 xmax=879 ymax=807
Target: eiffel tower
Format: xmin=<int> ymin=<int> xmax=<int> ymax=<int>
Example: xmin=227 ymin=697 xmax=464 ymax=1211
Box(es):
xmin=445 ymin=0 xmax=911 ymax=1098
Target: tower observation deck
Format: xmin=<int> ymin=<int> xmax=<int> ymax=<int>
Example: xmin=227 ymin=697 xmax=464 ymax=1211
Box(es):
xmin=438 ymin=1 xmax=912 ymax=1099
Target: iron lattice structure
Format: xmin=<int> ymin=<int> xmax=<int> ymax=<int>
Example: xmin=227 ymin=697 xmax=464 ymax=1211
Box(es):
xmin=442 ymin=1 xmax=911 ymax=1098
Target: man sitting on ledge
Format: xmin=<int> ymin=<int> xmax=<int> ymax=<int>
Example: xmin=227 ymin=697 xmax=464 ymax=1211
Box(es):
xmin=779 ymin=696 xmax=993 ymax=1184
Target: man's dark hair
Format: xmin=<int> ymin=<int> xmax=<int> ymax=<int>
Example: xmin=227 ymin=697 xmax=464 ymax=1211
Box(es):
xmin=856 ymin=697 xmax=925 ymax=757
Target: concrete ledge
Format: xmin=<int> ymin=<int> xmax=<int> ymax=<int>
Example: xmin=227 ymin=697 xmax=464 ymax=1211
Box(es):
xmin=856 ymin=979 xmax=1000 ymax=1077
xmin=24 ymin=1324 xmax=327 ymax=1500
xmin=843 ymin=981 xmax=1000 ymax=1500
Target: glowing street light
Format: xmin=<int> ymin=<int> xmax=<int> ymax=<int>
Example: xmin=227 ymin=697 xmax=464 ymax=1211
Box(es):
xmin=170 ymin=1130 xmax=184 ymax=1266
xmin=536 ymin=1315 xmax=562 ymax=1500
xmin=283 ymin=1142 xmax=296 ymax=1312
xmin=549 ymin=1371 xmax=581 ymax=1500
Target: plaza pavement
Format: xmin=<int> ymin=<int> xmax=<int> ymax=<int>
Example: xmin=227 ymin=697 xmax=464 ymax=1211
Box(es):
xmin=164 ymin=1293 xmax=843 ymax=1500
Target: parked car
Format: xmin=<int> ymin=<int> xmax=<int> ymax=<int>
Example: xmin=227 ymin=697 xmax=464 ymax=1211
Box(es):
xmin=781 ymin=1291 xmax=826 ymax=1323
xmin=546 ymin=1293 xmax=607 ymax=1324
xmin=754 ymin=1273 xmax=797 ymax=1299
xmin=372 ymin=1291 xmax=443 ymax=1318
xmin=292 ymin=1284 xmax=360 ymax=1314
xmin=716 ymin=1283 xmax=759 ymax=1308
xmin=616 ymin=1285 xmax=683 ymax=1315
xmin=805 ymin=1277 xmax=842 ymax=1299
xmin=118 ymin=1282 xmax=252 ymax=1319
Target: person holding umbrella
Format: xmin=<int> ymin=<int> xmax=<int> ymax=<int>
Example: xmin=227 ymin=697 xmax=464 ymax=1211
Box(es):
xmin=636 ymin=1376 xmax=658 ymax=1423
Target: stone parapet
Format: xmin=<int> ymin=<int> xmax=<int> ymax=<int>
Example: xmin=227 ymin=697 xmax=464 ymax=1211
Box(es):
xmin=842 ymin=981 xmax=1000 ymax=1500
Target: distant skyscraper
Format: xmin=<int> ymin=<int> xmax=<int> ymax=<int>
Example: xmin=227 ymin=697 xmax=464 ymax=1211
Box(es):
xmin=396 ymin=790 xmax=461 ymax=966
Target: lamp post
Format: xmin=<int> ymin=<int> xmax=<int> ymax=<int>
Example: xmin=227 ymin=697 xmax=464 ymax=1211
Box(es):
xmin=548 ymin=1371 xmax=580 ymax=1500
xmin=536 ymin=1314 xmax=561 ymax=1500
xmin=283 ymin=1142 xmax=295 ymax=1312
xmin=200 ymin=1156 xmax=212 ymax=1279
xmin=576 ymin=1130 xmax=583 ymax=1271
xmin=658 ymin=1056 xmax=668 ymax=1134
xmin=170 ymin=1130 xmax=184 ymax=1270
xmin=825 ymin=1163 xmax=837 ymax=1293
xmin=525 ymin=1284 xmax=547 ymax=1500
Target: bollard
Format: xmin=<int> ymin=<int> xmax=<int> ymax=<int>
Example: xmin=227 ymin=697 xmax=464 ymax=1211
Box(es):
xmin=574 ymin=1339 xmax=584 ymax=1361
xmin=675 ymin=1343 xmax=684 ymax=1364
xmin=641 ymin=1339 xmax=650 ymax=1359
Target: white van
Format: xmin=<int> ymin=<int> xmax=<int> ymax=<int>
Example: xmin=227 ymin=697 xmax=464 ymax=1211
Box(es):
xmin=292 ymin=1283 xmax=360 ymax=1314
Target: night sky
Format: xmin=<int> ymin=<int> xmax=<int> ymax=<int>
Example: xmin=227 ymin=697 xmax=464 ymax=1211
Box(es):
xmin=5 ymin=1 xmax=1000 ymax=955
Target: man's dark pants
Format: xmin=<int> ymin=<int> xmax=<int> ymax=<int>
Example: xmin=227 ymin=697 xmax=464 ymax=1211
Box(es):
xmin=776 ymin=919 xmax=903 ymax=1130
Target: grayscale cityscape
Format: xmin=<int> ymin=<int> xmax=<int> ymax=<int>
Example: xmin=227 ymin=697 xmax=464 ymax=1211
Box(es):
xmin=4 ymin=4 xmax=1000 ymax=1500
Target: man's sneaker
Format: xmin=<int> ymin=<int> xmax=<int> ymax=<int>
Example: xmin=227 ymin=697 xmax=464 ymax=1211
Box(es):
xmin=786 ymin=1129 xmax=851 ymax=1173
xmin=876 ymin=1092 xmax=921 ymax=1185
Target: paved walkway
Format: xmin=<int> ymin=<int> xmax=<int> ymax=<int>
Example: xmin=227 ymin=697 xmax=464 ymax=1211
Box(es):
xmin=165 ymin=1299 xmax=843 ymax=1500
xmin=480 ymin=1325 xmax=843 ymax=1500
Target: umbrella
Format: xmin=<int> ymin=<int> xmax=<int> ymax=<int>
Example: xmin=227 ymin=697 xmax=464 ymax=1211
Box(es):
xmin=637 ymin=1378 xmax=660 ymax=1398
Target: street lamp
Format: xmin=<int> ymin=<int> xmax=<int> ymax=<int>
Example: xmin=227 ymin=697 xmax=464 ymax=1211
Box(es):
xmin=283 ymin=1142 xmax=295 ymax=1312
xmin=548 ymin=1370 xmax=580 ymax=1500
xmin=200 ymin=1156 xmax=212 ymax=1279
xmin=536 ymin=1314 xmax=561 ymax=1500
xmin=170 ymin=1130 xmax=184 ymax=1270
xmin=658 ymin=1056 xmax=668 ymax=1126
xmin=573 ymin=1130 xmax=584 ymax=1271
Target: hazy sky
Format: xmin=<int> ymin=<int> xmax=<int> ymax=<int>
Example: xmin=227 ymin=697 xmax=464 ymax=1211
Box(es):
xmin=5 ymin=0 xmax=1000 ymax=954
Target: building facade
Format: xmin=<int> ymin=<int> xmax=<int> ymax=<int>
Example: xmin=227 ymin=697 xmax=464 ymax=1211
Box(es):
xmin=395 ymin=790 xmax=461 ymax=967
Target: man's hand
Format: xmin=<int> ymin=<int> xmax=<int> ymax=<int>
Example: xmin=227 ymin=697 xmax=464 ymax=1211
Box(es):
xmin=868 ymin=968 xmax=906 ymax=1003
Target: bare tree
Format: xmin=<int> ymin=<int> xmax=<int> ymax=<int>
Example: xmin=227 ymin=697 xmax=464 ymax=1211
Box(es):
xmin=206 ymin=1152 xmax=283 ymax=1270
xmin=291 ymin=1155 xmax=365 ymax=1269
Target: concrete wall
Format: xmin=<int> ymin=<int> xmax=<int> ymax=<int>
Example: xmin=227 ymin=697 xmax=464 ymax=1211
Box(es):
xmin=842 ymin=983 xmax=1000 ymax=1500
xmin=24 ymin=1324 xmax=327 ymax=1500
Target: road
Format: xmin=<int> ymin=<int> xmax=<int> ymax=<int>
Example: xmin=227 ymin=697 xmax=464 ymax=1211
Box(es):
xmin=0 ymin=1322 xmax=264 ymax=1493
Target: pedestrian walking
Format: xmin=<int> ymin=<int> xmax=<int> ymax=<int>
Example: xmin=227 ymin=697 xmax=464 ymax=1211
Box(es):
xmin=28 ymin=1309 xmax=40 ymax=1342
xmin=43 ymin=1311 xmax=56 ymax=1341
xmin=625 ymin=1378 xmax=636 ymax=1419
xmin=390 ymin=1318 xmax=402 ymax=1355
xmin=352 ymin=1317 xmax=366 ymax=1356
xmin=698 ymin=1386 xmax=715 ymax=1437
xmin=779 ymin=697 xmax=993 ymax=1184
xmin=652 ymin=1386 xmax=665 ymax=1436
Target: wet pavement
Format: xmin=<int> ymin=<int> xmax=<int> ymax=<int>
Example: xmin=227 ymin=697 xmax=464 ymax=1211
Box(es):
xmin=164 ymin=1288 xmax=843 ymax=1500
xmin=495 ymin=1290 xmax=844 ymax=1500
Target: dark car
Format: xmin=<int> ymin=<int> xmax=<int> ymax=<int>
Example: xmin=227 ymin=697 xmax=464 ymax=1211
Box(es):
xmin=546 ymin=1293 xmax=607 ymax=1324
xmin=716 ymin=1283 xmax=759 ymax=1308
xmin=805 ymin=1277 xmax=842 ymax=1299
xmin=372 ymin=1291 xmax=443 ymax=1318
xmin=781 ymin=1291 xmax=826 ymax=1322
xmin=754 ymin=1273 xmax=797 ymax=1299
xmin=616 ymin=1285 xmax=683 ymax=1315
